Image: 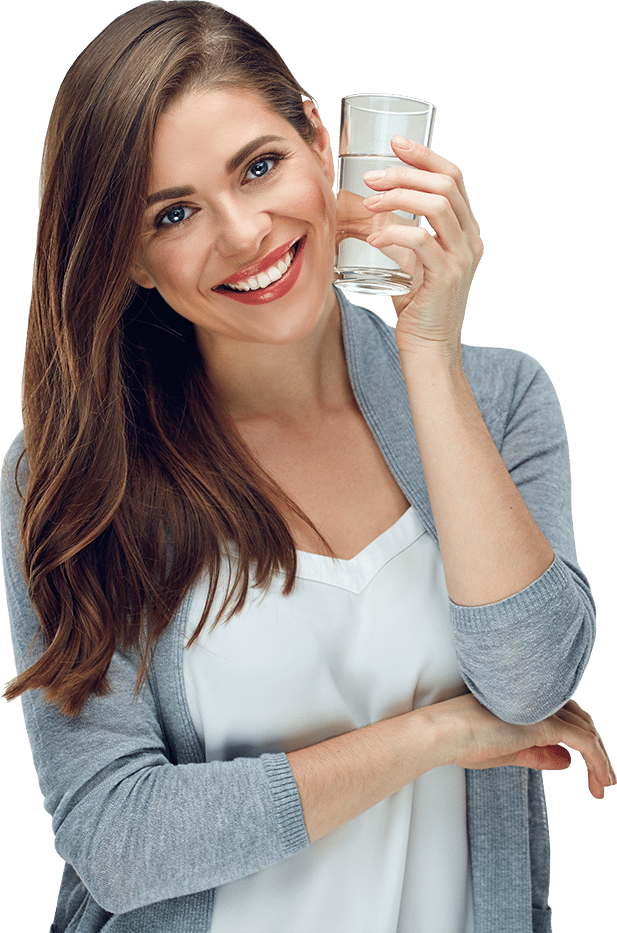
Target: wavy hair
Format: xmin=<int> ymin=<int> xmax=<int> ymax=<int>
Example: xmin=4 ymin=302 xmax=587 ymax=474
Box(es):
xmin=5 ymin=1 xmax=326 ymax=715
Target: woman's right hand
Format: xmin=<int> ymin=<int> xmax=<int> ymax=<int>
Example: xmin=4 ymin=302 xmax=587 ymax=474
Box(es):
xmin=420 ymin=693 xmax=616 ymax=798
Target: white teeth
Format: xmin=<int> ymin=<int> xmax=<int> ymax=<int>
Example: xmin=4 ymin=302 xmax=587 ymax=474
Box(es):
xmin=223 ymin=245 xmax=297 ymax=291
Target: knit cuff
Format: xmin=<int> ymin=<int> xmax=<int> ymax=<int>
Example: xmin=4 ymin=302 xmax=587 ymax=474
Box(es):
xmin=260 ymin=752 xmax=309 ymax=858
xmin=449 ymin=556 xmax=573 ymax=633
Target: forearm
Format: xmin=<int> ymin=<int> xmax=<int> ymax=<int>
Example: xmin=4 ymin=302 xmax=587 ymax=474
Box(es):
xmin=400 ymin=349 xmax=554 ymax=607
xmin=287 ymin=708 xmax=439 ymax=841
xmin=287 ymin=690 xmax=616 ymax=844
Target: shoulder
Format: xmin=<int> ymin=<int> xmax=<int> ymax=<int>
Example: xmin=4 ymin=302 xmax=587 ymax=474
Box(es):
xmin=2 ymin=430 xmax=27 ymax=528
xmin=339 ymin=290 xmax=544 ymax=383
xmin=461 ymin=346 xmax=566 ymax=453
xmin=2 ymin=430 xmax=26 ymax=474
xmin=461 ymin=344 xmax=558 ymax=418
xmin=341 ymin=298 xmax=564 ymax=449
xmin=341 ymin=294 xmax=556 ymax=410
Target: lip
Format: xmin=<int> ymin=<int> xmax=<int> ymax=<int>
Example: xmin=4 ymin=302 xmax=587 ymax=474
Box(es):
xmin=213 ymin=236 xmax=306 ymax=305
xmin=215 ymin=236 xmax=301 ymax=288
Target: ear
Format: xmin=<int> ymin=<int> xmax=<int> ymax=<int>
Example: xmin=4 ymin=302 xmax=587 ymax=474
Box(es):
xmin=302 ymin=100 xmax=335 ymax=187
xmin=130 ymin=261 xmax=157 ymax=290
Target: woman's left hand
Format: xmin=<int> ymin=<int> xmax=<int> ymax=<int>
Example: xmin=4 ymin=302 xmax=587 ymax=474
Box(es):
xmin=363 ymin=136 xmax=483 ymax=360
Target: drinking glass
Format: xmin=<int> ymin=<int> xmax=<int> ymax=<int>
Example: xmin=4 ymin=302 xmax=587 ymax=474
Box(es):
xmin=334 ymin=94 xmax=436 ymax=296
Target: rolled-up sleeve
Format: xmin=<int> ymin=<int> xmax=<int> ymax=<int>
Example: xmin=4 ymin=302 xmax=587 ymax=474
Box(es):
xmin=451 ymin=352 xmax=595 ymax=724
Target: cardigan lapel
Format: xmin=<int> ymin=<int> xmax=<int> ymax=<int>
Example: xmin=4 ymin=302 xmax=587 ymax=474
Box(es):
xmin=338 ymin=292 xmax=437 ymax=544
xmin=339 ymin=291 xmax=537 ymax=933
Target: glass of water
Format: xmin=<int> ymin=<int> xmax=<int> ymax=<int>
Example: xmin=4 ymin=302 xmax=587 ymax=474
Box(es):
xmin=334 ymin=94 xmax=436 ymax=296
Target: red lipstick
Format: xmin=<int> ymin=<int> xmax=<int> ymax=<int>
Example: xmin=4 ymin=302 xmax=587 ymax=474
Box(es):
xmin=214 ymin=236 xmax=306 ymax=305
xmin=216 ymin=237 xmax=300 ymax=288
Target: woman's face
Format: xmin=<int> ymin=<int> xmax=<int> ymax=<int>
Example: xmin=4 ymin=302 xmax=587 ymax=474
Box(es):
xmin=133 ymin=88 xmax=338 ymax=354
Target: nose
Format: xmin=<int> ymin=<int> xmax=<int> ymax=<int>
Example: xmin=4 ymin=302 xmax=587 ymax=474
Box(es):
xmin=212 ymin=195 xmax=273 ymax=260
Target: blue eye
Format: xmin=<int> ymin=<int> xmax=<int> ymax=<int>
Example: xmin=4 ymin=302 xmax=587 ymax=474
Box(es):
xmin=245 ymin=156 xmax=279 ymax=181
xmin=159 ymin=205 xmax=194 ymax=227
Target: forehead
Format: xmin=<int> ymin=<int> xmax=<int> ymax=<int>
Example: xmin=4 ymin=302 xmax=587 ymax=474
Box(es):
xmin=150 ymin=88 xmax=296 ymax=176
xmin=159 ymin=86 xmax=276 ymax=131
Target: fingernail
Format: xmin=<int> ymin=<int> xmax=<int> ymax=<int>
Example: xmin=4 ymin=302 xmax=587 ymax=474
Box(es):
xmin=392 ymin=134 xmax=413 ymax=148
xmin=364 ymin=170 xmax=385 ymax=181
xmin=364 ymin=194 xmax=383 ymax=207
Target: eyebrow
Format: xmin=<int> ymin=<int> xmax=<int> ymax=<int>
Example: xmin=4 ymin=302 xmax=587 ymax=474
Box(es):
xmin=145 ymin=185 xmax=196 ymax=209
xmin=144 ymin=134 xmax=286 ymax=210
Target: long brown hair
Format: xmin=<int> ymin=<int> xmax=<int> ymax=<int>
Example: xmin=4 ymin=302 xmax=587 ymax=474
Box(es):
xmin=5 ymin=1 xmax=327 ymax=715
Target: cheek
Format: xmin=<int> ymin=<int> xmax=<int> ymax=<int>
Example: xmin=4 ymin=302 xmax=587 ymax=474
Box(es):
xmin=302 ymin=185 xmax=337 ymax=255
xmin=149 ymin=238 xmax=206 ymax=296
xmin=283 ymin=170 xmax=336 ymax=225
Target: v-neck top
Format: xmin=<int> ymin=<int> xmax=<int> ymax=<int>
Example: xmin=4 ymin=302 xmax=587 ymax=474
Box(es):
xmin=184 ymin=506 xmax=474 ymax=933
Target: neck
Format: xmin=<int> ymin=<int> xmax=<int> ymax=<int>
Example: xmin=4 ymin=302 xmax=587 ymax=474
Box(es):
xmin=196 ymin=293 xmax=350 ymax=424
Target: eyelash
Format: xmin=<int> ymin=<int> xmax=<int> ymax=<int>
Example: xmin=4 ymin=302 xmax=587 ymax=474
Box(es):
xmin=242 ymin=152 xmax=285 ymax=184
xmin=153 ymin=151 xmax=287 ymax=230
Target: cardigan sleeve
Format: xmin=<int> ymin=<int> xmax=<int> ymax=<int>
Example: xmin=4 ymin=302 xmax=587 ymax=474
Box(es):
xmin=450 ymin=350 xmax=595 ymax=725
xmin=1 ymin=435 xmax=308 ymax=916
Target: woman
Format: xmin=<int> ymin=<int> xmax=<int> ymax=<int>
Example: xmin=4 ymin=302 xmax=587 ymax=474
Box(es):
xmin=2 ymin=2 xmax=614 ymax=932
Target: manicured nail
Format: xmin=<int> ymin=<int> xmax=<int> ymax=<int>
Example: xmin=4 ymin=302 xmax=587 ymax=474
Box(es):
xmin=364 ymin=169 xmax=385 ymax=181
xmin=364 ymin=194 xmax=383 ymax=207
xmin=392 ymin=134 xmax=413 ymax=148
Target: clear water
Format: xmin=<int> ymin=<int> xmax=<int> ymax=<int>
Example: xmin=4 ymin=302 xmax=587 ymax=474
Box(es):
xmin=335 ymin=156 xmax=416 ymax=296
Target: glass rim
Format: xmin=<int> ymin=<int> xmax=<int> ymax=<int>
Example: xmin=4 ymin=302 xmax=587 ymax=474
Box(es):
xmin=342 ymin=93 xmax=434 ymax=116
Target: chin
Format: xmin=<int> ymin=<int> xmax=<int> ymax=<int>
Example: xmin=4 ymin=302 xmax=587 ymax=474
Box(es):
xmin=243 ymin=292 xmax=335 ymax=346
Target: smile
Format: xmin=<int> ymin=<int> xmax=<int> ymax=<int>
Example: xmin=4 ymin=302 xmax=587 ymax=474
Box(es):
xmin=223 ymin=242 xmax=298 ymax=291
xmin=213 ymin=236 xmax=306 ymax=305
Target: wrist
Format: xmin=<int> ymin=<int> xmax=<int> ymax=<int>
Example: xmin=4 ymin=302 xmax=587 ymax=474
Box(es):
xmin=413 ymin=704 xmax=456 ymax=770
xmin=398 ymin=331 xmax=463 ymax=369
xmin=396 ymin=327 xmax=463 ymax=371
xmin=399 ymin=345 xmax=470 ymax=405
xmin=373 ymin=707 xmax=449 ymax=791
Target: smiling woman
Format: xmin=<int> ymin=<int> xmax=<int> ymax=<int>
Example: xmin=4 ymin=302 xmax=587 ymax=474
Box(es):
xmin=131 ymin=87 xmax=336 ymax=338
xmin=2 ymin=3 xmax=614 ymax=933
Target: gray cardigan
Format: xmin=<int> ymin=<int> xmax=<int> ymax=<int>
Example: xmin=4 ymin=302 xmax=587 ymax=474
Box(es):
xmin=2 ymin=291 xmax=595 ymax=933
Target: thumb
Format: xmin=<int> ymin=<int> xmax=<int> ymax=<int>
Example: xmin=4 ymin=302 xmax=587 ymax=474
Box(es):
xmin=512 ymin=744 xmax=572 ymax=771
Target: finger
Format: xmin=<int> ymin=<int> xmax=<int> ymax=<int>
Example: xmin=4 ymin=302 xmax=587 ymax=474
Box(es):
xmin=364 ymin=188 xmax=467 ymax=253
xmin=551 ymin=720 xmax=612 ymax=789
xmin=367 ymin=224 xmax=450 ymax=279
xmin=588 ymin=769 xmax=606 ymax=800
xmin=512 ymin=744 xmax=605 ymax=799
xmin=469 ymin=745 xmax=572 ymax=773
xmin=557 ymin=699 xmax=597 ymax=732
xmin=514 ymin=750 xmax=609 ymax=799
xmin=497 ymin=741 xmax=606 ymax=801
xmin=555 ymin=702 xmax=616 ymax=785
xmin=363 ymin=165 xmax=476 ymax=237
xmin=512 ymin=744 xmax=572 ymax=772
xmin=390 ymin=136 xmax=481 ymax=232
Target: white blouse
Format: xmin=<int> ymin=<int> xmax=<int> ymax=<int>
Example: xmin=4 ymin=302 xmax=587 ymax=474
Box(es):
xmin=184 ymin=506 xmax=474 ymax=933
